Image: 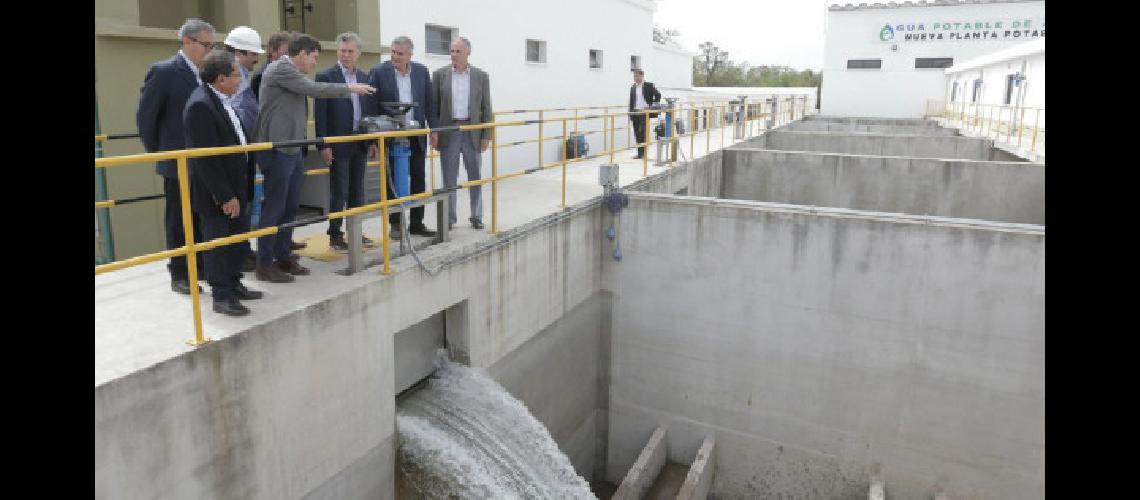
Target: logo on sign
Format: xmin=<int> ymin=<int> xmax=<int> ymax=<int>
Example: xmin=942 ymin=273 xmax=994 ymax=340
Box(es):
xmin=879 ymin=24 xmax=895 ymax=41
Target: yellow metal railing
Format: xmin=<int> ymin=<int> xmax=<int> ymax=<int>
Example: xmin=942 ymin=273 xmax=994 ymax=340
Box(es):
xmin=925 ymin=99 xmax=1045 ymax=153
xmin=95 ymin=96 xmax=816 ymax=346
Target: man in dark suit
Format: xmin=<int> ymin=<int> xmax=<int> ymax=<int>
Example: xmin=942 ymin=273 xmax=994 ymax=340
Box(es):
xmin=136 ymin=18 xmax=215 ymax=295
xmin=628 ymin=69 xmax=661 ymax=159
xmin=316 ymin=32 xmax=376 ymax=252
xmin=183 ymin=50 xmax=264 ymax=316
xmin=368 ymin=35 xmax=437 ymax=239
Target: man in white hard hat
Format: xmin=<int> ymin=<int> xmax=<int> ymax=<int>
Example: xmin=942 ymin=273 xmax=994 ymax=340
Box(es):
xmin=222 ymin=26 xmax=265 ymax=134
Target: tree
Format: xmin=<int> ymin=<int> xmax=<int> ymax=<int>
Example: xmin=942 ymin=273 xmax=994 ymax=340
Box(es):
xmin=653 ymin=25 xmax=681 ymax=45
xmin=697 ymin=41 xmax=729 ymax=85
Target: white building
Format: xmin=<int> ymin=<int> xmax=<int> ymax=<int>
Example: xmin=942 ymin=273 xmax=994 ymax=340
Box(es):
xmin=821 ymin=0 xmax=1044 ymax=118
xmin=379 ymin=0 xmax=695 ymax=171
xmin=944 ymin=37 xmax=1043 ymax=117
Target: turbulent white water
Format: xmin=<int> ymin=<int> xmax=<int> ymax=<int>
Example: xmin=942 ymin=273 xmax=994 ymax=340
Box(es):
xmin=396 ymin=351 xmax=596 ymax=499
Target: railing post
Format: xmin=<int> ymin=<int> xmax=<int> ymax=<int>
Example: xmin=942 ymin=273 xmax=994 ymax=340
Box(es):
xmin=1006 ymin=106 xmax=1014 ymax=143
xmin=720 ymin=104 xmax=725 ymax=149
xmin=609 ymin=113 xmax=616 ymax=164
xmin=1017 ymin=106 xmax=1027 ymax=148
xmin=378 ymin=137 xmax=390 ymax=274
xmin=602 ymin=108 xmax=609 ymax=155
xmin=706 ymin=105 xmax=711 ymax=154
xmin=491 ymin=125 xmax=498 ymax=234
xmin=537 ymin=110 xmax=544 ymax=168
xmin=561 ymin=119 xmax=568 ymax=208
xmin=1031 ymin=108 xmax=1041 ymax=153
xmin=177 ymin=155 xmax=208 ymax=346
xmin=644 ymin=109 xmax=650 ymax=176
xmin=346 ymin=213 xmax=363 ymax=275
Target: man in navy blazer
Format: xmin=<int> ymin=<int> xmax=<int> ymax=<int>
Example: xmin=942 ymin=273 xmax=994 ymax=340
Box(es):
xmin=137 ymin=19 xmax=217 ymax=295
xmin=183 ymin=50 xmax=264 ymax=316
xmin=367 ymin=35 xmax=437 ymax=238
xmin=315 ymin=32 xmax=372 ymax=252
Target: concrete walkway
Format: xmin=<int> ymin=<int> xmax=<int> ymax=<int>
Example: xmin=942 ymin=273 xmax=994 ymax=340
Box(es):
xmin=95 ymin=121 xmax=773 ymax=386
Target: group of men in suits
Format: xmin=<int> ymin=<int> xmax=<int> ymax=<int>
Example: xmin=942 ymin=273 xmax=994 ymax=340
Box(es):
xmin=136 ymin=19 xmax=497 ymax=317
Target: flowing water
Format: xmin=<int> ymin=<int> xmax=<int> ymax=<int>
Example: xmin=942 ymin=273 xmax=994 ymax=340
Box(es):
xmin=396 ymin=351 xmax=596 ymax=499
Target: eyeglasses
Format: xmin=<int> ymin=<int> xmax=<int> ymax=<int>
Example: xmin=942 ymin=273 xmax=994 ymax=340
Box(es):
xmin=187 ymin=36 xmax=215 ymax=51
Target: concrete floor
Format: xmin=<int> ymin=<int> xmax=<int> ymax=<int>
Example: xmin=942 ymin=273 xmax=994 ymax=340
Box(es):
xmin=95 ymin=122 xmax=759 ymax=387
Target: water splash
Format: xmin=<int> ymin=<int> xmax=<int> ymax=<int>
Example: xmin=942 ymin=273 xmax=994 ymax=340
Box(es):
xmin=397 ymin=350 xmax=596 ymax=499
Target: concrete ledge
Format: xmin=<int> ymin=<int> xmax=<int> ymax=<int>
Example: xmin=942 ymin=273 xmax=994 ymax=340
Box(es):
xmin=676 ymin=436 xmax=716 ymax=500
xmin=613 ymin=426 xmax=668 ymax=499
xmin=869 ymin=477 xmax=885 ymax=500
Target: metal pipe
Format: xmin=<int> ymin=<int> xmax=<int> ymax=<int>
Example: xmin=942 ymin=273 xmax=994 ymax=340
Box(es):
xmin=561 ymin=120 xmax=568 ymax=208
xmin=1031 ymin=108 xmax=1040 ymax=152
xmin=537 ymin=110 xmax=544 ymax=176
xmin=379 ymin=138 xmax=389 ymax=275
xmin=491 ymin=125 xmax=498 ymax=234
xmin=176 ymin=156 xmax=207 ymax=346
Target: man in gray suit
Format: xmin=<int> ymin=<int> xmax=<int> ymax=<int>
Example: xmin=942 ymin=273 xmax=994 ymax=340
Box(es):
xmin=254 ymin=33 xmax=375 ymax=283
xmin=430 ymin=36 xmax=493 ymax=230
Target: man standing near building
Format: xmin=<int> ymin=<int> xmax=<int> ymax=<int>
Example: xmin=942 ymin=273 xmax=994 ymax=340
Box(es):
xmin=136 ymin=18 xmax=215 ymax=295
xmin=254 ymin=33 xmax=375 ymax=283
xmin=628 ymin=69 xmax=660 ymax=159
xmin=430 ymin=37 xmax=492 ymax=230
xmin=369 ymin=35 xmax=437 ymax=239
xmin=315 ymin=33 xmax=376 ymax=252
xmin=183 ymin=50 xmax=263 ymax=316
xmin=222 ymin=26 xmax=264 ymax=271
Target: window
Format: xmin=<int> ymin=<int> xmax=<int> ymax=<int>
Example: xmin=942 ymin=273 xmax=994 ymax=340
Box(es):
xmin=1004 ymin=74 xmax=1017 ymax=105
xmin=526 ymin=39 xmax=546 ymax=63
xmin=972 ymin=79 xmax=983 ymax=103
xmin=846 ymin=59 xmax=882 ymax=69
xmin=590 ymin=49 xmax=603 ymax=69
xmin=915 ymin=57 xmax=954 ymax=69
xmin=950 ymin=81 xmax=958 ymax=102
xmin=425 ymin=24 xmax=456 ymax=55
xmin=631 ymin=55 xmax=641 ymax=71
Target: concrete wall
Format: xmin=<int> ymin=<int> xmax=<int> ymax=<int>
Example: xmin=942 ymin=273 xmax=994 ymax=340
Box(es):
xmin=753 ymin=130 xmax=1012 ymax=161
xmin=604 ymin=193 xmax=1044 ymax=499
xmin=627 ymin=149 xmax=724 ymax=198
xmin=488 ymin=291 xmax=612 ymax=481
xmin=785 ymin=121 xmax=960 ymax=136
xmin=722 ymin=149 xmax=1045 ymax=225
xmin=613 ymin=426 xmax=668 ymax=500
xmin=96 ymin=198 xmax=606 ymax=498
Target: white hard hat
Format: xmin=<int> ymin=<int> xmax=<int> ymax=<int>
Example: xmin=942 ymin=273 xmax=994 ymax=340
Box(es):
xmin=224 ymin=26 xmax=265 ymax=54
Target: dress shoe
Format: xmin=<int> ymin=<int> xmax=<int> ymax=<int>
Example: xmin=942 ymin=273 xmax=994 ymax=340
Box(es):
xmin=329 ymin=234 xmax=348 ymax=252
xmin=171 ymin=279 xmax=202 ymax=295
xmin=290 ymin=240 xmax=307 ymax=250
xmin=213 ymin=297 xmax=251 ymax=317
xmin=275 ymin=259 xmax=310 ymax=276
xmin=470 ymin=217 xmax=485 ymax=230
xmin=409 ymin=224 xmax=437 ymax=237
xmin=233 ymin=282 xmax=264 ymax=300
xmin=255 ymin=265 xmax=295 ymax=283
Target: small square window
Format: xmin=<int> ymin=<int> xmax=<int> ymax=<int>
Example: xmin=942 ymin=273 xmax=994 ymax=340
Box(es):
xmin=630 ymin=55 xmax=641 ymax=71
xmin=526 ymin=39 xmax=546 ymax=63
xmin=846 ymin=59 xmax=882 ymax=69
xmin=590 ymin=49 xmax=603 ymax=69
xmin=425 ymin=24 xmax=456 ymax=55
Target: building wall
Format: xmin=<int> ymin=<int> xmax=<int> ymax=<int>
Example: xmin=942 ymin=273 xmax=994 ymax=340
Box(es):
xmin=821 ymin=1 xmax=1044 ymax=118
xmin=945 ymin=50 xmax=1044 ymax=127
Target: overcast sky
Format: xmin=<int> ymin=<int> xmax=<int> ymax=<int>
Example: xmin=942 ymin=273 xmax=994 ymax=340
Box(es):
xmin=654 ymin=0 xmax=831 ymax=71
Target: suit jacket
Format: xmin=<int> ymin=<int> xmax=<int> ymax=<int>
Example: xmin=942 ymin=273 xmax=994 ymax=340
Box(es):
xmin=255 ymin=56 xmax=354 ymax=155
xmin=137 ymin=53 xmax=199 ymax=178
xmin=430 ymin=64 xmax=492 ymax=149
xmin=183 ymin=84 xmax=253 ymax=215
xmin=629 ymin=81 xmax=661 ymax=112
xmin=367 ymin=60 xmax=435 ymax=150
xmin=314 ymin=64 xmax=369 ymax=157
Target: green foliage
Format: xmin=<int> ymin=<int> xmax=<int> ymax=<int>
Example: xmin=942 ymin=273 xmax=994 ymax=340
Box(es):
xmin=692 ymin=50 xmax=822 ymax=88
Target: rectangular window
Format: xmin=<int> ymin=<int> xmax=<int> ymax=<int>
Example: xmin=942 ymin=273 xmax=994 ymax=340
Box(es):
xmin=425 ymin=24 xmax=456 ymax=55
xmin=526 ymin=39 xmax=546 ymax=63
xmin=915 ymin=57 xmax=954 ymax=69
xmin=972 ymin=79 xmax=983 ymax=103
xmin=846 ymin=59 xmax=882 ymax=69
xmin=590 ymin=49 xmax=603 ymax=69
xmin=1004 ymin=74 xmax=1016 ymax=105
xmin=631 ymin=55 xmax=641 ymax=71
xmin=951 ymin=81 xmax=959 ymax=102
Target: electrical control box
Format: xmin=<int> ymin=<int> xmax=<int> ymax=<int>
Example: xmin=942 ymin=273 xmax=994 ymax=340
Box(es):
xmin=599 ymin=163 xmax=619 ymax=188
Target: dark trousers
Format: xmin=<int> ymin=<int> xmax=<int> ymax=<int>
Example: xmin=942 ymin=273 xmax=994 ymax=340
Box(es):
xmin=387 ymin=139 xmax=427 ymax=227
xmin=198 ymin=203 xmax=250 ymax=301
xmin=163 ymin=176 xmax=205 ymax=281
xmin=255 ymin=149 xmax=305 ymax=266
xmin=326 ymin=146 xmax=367 ymax=237
xmin=631 ymin=113 xmax=648 ymax=157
